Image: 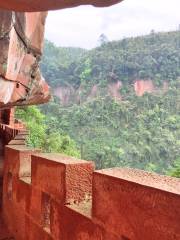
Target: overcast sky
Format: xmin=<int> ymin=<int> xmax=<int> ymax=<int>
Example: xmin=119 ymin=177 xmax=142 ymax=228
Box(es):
xmin=45 ymin=0 xmax=180 ymax=49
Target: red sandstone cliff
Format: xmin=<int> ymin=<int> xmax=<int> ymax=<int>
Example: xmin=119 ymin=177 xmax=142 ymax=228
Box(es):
xmin=134 ymin=79 xmax=169 ymax=96
xmin=53 ymin=79 xmax=168 ymax=106
xmin=53 ymin=81 xmax=122 ymax=106
xmin=0 ymin=10 xmax=50 ymax=108
xmin=0 ymin=0 xmax=123 ymax=12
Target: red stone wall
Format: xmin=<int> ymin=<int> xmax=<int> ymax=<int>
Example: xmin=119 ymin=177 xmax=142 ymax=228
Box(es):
xmin=2 ymin=144 xmax=180 ymax=240
xmin=93 ymin=169 xmax=180 ymax=240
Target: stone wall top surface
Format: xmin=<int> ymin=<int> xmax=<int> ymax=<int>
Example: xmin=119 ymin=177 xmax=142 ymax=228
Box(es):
xmin=6 ymin=145 xmax=37 ymax=152
xmin=32 ymin=152 xmax=94 ymax=165
xmin=95 ymin=168 xmax=180 ymax=195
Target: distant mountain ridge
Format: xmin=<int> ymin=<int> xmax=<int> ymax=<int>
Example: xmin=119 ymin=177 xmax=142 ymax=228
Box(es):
xmin=41 ymin=30 xmax=180 ymax=105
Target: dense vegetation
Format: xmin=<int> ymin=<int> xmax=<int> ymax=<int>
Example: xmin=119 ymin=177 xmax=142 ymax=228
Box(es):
xmin=41 ymin=41 xmax=86 ymax=88
xmin=17 ymin=30 xmax=180 ymax=176
xmin=15 ymin=106 xmax=80 ymax=158
xmin=40 ymin=80 xmax=180 ymax=175
xmin=41 ymin=31 xmax=180 ymax=89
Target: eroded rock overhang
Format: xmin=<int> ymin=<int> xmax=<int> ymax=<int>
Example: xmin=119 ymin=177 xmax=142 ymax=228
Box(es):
xmin=0 ymin=0 xmax=123 ymax=12
xmin=0 ymin=0 xmax=123 ymax=108
xmin=0 ymin=11 xmax=50 ymax=108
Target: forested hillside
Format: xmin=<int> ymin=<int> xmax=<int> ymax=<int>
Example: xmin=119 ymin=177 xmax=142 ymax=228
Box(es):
xmin=18 ymin=30 xmax=180 ymax=176
xmin=41 ymin=40 xmax=86 ymax=88
xmin=41 ymin=31 xmax=180 ymax=89
xmin=40 ymin=81 xmax=180 ymax=174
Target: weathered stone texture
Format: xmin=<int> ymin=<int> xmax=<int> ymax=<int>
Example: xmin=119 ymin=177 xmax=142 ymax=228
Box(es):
xmin=1 ymin=143 xmax=180 ymax=240
xmin=0 ymin=1 xmax=179 ymax=239
xmin=0 ymin=11 xmax=50 ymax=108
xmin=93 ymin=168 xmax=180 ymax=240
xmin=0 ymin=0 xmax=123 ymax=12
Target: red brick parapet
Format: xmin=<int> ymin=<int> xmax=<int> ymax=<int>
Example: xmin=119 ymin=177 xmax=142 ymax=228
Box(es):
xmin=1 ymin=143 xmax=180 ymax=240
xmin=0 ymin=108 xmax=27 ymax=149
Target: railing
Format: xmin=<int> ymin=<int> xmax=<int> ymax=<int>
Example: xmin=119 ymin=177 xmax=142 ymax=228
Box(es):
xmin=1 ymin=143 xmax=179 ymax=240
xmin=0 ymin=119 xmax=26 ymax=145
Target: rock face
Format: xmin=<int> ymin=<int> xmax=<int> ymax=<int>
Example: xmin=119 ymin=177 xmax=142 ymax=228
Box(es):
xmin=134 ymin=79 xmax=169 ymax=96
xmin=0 ymin=0 xmax=123 ymax=109
xmin=54 ymin=79 xmax=169 ymax=106
xmin=0 ymin=10 xmax=50 ymax=108
xmin=108 ymin=80 xmax=122 ymax=102
xmin=54 ymin=81 xmax=122 ymax=106
xmin=0 ymin=0 xmax=123 ymax=12
xmin=54 ymin=85 xmax=76 ymax=106
xmin=134 ymin=80 xmax=155 ymax=96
